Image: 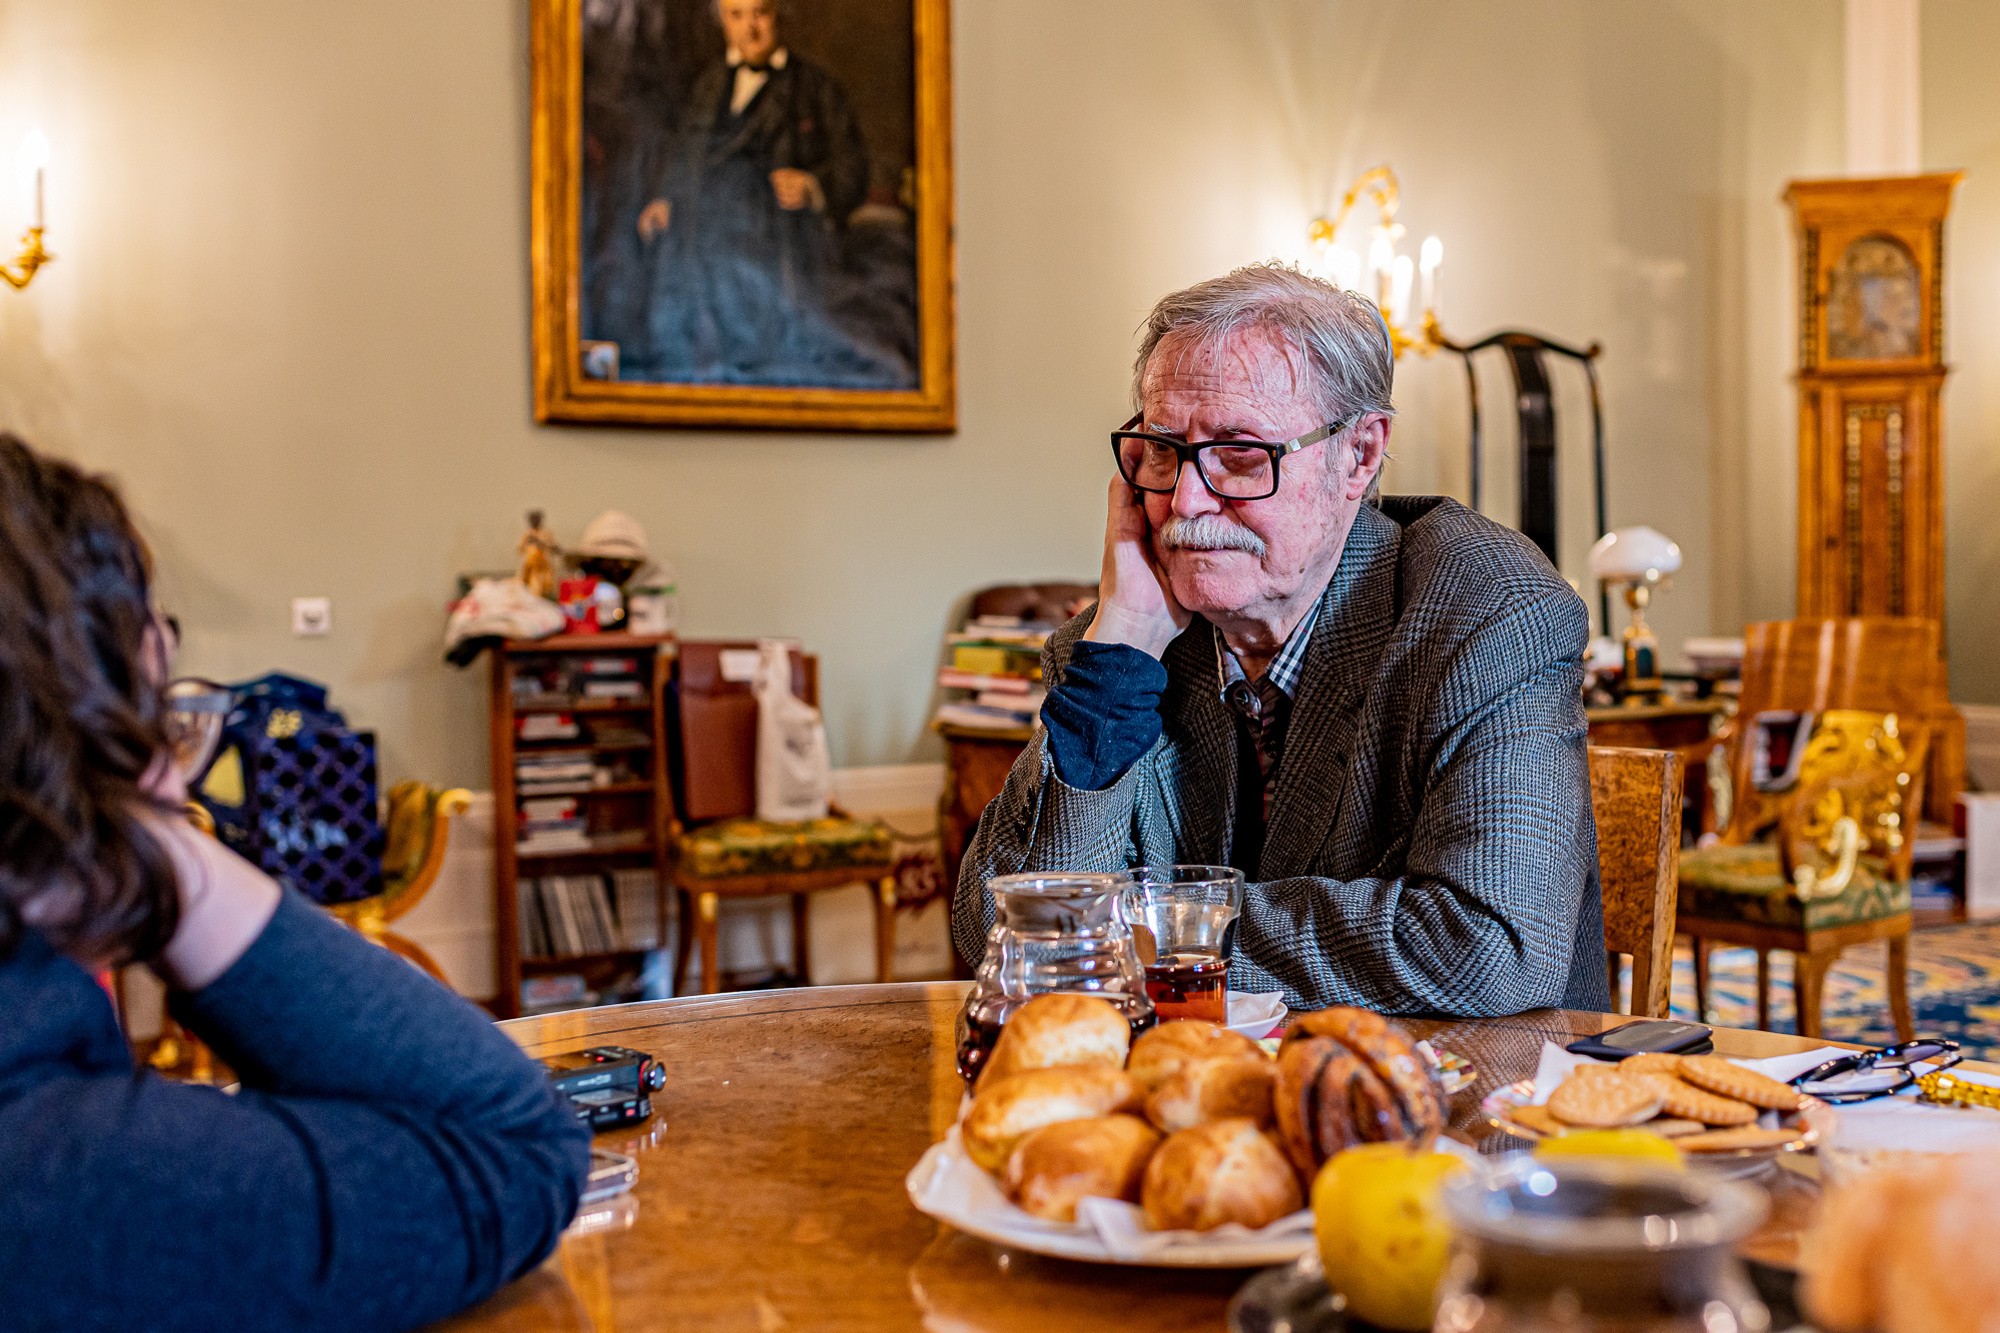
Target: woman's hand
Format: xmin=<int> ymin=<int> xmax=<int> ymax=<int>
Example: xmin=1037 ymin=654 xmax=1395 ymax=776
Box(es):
xmin=1083 ymin=477 xmax=1190 ymax=659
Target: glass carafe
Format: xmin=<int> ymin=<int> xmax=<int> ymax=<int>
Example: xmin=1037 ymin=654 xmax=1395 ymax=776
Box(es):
xmin=956 ymin=872 xmax=1153 ymax=1085
xmin=1434 ymin=1157 xmax=1770 ymax=1333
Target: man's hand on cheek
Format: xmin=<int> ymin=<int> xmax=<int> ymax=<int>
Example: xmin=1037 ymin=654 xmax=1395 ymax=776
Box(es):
xmin=1083 ymin=477 xmax=1190 ymax=659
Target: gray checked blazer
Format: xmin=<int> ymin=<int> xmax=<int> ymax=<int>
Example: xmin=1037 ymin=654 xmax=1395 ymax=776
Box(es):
xmin=952 ymin=496 xmax=1609 ymax=1017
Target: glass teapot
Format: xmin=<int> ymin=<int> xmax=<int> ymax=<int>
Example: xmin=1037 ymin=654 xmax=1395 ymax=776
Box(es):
xmin=955 ymin=872 xmax=1154 ymax=1085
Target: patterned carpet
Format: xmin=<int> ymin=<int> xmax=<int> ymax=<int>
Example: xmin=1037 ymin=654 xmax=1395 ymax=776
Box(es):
xmin=1636 ymin=921 xmax=2000 ymax=1060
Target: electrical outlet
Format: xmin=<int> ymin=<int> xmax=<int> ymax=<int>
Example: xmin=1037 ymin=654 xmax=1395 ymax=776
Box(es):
xmin=291 ymin=597 xmax=332 ymax=636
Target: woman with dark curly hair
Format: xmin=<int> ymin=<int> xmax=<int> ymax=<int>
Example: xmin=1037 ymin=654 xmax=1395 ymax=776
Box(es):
xmin=0 ymin=434 xmax=591 ymax=1332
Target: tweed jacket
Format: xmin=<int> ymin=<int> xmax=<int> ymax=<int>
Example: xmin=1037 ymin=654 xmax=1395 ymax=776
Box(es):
xmin=953 ymin=496 xmax=1609 ymax=1017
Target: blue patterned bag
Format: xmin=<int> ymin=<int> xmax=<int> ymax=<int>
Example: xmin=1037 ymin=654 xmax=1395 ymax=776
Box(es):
xmin=193 ymin=673 xmax=385 ymax=905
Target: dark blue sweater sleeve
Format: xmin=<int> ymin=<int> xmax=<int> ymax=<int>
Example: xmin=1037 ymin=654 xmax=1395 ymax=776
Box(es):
xmin=2 ymin=891 xmax=590 ymax=1333
xmin=1040 ymin=639 xmax=1169 ymax=790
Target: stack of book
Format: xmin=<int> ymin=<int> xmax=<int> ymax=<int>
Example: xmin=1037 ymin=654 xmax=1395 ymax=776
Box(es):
xmin=516 ymin=748 xmax=597 ymax=798
xmin=518 ymin=871 xmax=662 ymax=957
xmin=517 ymin=795 xmax=588 ymax=853
xmin=575 ymin=654 xmax=644 ymax=700
xmin=516 ymin=711 xmax=581 ymax=742
xmin=934 ymin=615 xmax=1050 ymax=731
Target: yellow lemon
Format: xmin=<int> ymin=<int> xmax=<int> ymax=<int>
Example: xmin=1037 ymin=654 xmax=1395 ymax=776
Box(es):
xmin=1311 ymin=1143 xmax=1468 ymax=1331
xmin=1535 ymin=1128 xmax=1684 ymax=1169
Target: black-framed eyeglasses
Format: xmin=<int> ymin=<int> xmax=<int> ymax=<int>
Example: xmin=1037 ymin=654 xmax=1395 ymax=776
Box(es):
xmin=1789 ymin=1037 xmax=1962 ymax=1103
xmin=1110 ymin=412 xmax=1360 ymax=502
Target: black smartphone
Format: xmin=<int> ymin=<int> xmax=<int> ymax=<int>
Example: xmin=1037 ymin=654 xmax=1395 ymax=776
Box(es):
xmin=1565 ymin=1019 xmax=1714 ymax=1061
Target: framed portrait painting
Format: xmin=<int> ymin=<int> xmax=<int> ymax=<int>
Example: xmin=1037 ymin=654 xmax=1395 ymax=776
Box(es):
xmin=531 ymin=0 xmax=954 ymax=431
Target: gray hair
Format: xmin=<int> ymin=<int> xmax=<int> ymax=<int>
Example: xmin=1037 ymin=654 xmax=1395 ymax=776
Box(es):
xmin=1133 ymin=263 xmax=1397 ymax=494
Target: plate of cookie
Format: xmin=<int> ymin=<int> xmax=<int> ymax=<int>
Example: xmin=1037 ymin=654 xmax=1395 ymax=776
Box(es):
xmin=1482 ymin=1050 xmax=1839 ymax=1176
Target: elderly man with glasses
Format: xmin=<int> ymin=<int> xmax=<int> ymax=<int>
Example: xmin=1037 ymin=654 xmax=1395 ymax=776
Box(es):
xmin=953 ymin=263 xmax=1608 ymax=1017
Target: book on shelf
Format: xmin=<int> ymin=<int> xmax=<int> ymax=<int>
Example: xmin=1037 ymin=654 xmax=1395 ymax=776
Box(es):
xmin=576 ymin=656 xmax=639 ymax=676
xmin=582 ymin=679 xmax=645 ymax=699
xmin=520 ymin=796 xmax=579 ymax=823
xmin=950 ymin=645 xmax=1041 ymax=677
xmin=938 ymin=668 xmax=1031 ymax=692
xmin=974 ymin=688 xmax=1043 ymax=714
xmin=518 ymin=876 xmax=551 ymax=956
xmin=611 ymin=868 xmax=660 ymax=950
xmin=936 ymin=702 xmax=1039 ymax=731
xmin=517 ymin=712 xmax=581 ymax=741
xmin=586 ymin=722 xmax=652 ymax=747
xmin=520 ymin=973 xmax=592 ymax=1014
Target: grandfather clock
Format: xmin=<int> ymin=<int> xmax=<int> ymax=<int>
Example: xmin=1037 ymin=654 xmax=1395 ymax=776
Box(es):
xmin=1786 ymin=173 xmax=1965 ymax=822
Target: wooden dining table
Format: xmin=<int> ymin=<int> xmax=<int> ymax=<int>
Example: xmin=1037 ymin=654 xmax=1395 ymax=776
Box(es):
xmin=435 ymin=982 xmax=1892 ymax=1332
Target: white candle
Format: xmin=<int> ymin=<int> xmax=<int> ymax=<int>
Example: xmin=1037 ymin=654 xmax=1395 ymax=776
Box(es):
xmin=1390 ymin=254 xmax=1414 ymax=327
xmin=19 ymin=131 xmax=49 ymax=231
xmin=1419 ymin=235 xmax=1443 ymax=316
xmin=1368 ymin=232 xmax=1395 ymax=311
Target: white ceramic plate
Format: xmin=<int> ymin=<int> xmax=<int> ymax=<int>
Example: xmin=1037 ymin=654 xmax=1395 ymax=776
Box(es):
xmin=904 ymin=1133 xmax=1314 ymax=1269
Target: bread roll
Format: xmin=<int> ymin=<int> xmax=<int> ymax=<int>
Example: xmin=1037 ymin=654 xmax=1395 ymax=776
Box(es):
xmin=1145 ymin=1056 xmax=1278 ymax=1134
xmin=1141 ymin=1118 xmax=1304 ymax=1232
xmin=1127 ymin=1020 xmax=1261 ymax=1090
xmin=1003 ymin=1114 xmax=1162 ymax=1222
xmin=976 ymin=993 xmax=1132 ymax=1091
xmin=962 ymin=1065 xmax=1143 ymax=1173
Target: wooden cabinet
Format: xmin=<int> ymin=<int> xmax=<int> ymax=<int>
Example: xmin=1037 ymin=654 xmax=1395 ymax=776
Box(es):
xmin=490 ymin=633 xmax=676 ymax=1017
xmin=1786 ymin=174 xmax=1965 ymax=820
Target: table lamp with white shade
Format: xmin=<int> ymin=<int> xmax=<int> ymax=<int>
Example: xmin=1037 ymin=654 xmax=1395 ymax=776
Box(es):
xmin=1587 ymin=525 xmax=1682 ymax=700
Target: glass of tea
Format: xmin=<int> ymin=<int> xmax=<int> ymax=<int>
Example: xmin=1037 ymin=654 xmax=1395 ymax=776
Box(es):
xmin=1119 ymin=865 xmax=1244 ymax=1024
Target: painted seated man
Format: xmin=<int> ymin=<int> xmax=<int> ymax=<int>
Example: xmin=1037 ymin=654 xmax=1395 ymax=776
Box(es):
xmin=953 ymin=264 xmax=1607 ymax=1016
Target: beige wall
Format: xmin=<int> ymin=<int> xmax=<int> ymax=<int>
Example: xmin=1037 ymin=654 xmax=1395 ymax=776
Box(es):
xmin=0 ymin=0 xmax=1988 ymax=794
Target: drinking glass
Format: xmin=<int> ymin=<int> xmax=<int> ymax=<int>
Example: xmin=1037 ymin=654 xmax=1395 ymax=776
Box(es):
xmin=956 ymin=872 xmax=1154 ymax=1085
xmin=1119 ymin=864 xmax=1244 ymax=1024
xmin=1434 ymin=1156 xmax=1769 ymax=1333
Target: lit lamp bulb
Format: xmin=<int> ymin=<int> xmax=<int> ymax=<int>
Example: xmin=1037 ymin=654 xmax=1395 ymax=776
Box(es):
xmin=1587 ymin=526 xmax=1682 ymax=700
xmin=1419 ymin=235 xmax=1443 ymax=318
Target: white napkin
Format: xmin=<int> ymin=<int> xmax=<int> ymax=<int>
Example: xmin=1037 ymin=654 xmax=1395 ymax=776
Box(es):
xmin=1076 ymin=1197 xmax=1314 ymax=1261
xmin=1226 ymin=990 xmax=1288 ymax=1038
xmin=1526 ymin=1040 xmax=1858 ymax=1105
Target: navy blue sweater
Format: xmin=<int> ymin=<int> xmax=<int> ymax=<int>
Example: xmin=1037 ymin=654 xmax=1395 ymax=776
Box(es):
xmin=0 ymin=890 xmax=591 ymax=1332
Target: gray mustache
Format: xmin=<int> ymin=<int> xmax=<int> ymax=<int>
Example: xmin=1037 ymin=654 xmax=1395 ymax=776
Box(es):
xmin=1156 ymin=515 xmax=1267 ymax=557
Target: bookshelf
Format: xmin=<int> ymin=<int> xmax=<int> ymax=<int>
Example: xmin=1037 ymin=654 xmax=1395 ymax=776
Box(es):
xmin=490 ymin=632 xmax=676 ymax=1017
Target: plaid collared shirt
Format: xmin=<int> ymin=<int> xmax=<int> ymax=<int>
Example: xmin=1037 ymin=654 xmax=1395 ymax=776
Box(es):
xmin=1214 ymin=602 xmax=1321 ymax=824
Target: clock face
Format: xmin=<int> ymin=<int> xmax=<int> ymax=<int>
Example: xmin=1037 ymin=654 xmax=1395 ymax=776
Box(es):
xmin=1827 ymin=235 xmax=1921 ymax=361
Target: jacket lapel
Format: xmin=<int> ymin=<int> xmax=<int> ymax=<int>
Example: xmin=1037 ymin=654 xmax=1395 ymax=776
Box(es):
xmin=1159 ymin=624 xmax=1236 ymax=864
xmin=1257 ymin=503 xmax=1402 ymax=879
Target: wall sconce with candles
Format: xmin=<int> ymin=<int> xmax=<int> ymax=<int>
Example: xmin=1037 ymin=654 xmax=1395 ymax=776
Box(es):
xmin=1305 ymin=165 xmax=1444 ymax=357
xmin=2 ymin=130 xmax=53 ymax=290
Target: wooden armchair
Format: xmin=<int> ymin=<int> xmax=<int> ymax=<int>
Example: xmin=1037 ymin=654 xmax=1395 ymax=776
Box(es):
xmin=1677 ymin=618 xmax=1934 ymax=1037
xmin=326 ymin=780 xmax=473 ymax=983
xmin=668 ymin=641 xmax=897 ymax=995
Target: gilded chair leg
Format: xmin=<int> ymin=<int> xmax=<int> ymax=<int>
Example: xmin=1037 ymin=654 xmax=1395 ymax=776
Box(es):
xmin=1691 ymin=938 xmax=1711 ymax=1021
xmin=673 ymin=888 xmax=695 ymax=996
xmin=1755 ymin=950 xmax=1771 ymax=1033
xmin=1886 ymin=933 xmax=1915 ymax=1041
xmin=875 ymin=877 xmax=899 ymax=985
xmin=1795 ymin=950 xmax=1833 ymax=1039
xmin=697 ymin=892 xmax=721 ymax=996
xmin=792 ymin=893 xmax=812 ymax=985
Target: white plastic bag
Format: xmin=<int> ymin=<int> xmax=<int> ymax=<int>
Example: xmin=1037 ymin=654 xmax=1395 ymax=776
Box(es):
xmin=754 ymin=638 xmax=831 ymax=822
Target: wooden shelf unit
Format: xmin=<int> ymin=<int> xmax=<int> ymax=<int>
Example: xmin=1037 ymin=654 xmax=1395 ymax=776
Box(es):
xmin=490 ymin=632 xmax=676 ymax=1018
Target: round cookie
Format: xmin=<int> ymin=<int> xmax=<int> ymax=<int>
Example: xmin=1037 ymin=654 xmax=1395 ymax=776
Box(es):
xmin=1547 ymin=1071 xmax=1666 ymax=1128
xmin=1633 ymin=1073 xmax=1759 ymax=1126
xmin=1678 ymin=1055 xmax=1803 ymax=1111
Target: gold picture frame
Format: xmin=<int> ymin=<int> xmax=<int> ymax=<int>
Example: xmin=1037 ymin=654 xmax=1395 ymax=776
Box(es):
xmin=530 ymin=0 xmax=955 ymax=432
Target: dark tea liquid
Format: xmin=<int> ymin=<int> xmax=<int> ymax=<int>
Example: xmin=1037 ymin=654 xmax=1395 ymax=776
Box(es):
xmin=1144 ymin=951 xmax=1228 ymax=1022
xmin=955 ymin=1000 xmax=1155 ymax=1086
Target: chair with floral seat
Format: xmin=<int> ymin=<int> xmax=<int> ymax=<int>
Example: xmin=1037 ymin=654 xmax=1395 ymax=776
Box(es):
xmin=1677 ymin=617 xmax=1936 ymax=1037
xmin=668 ymin=641 xmax=897 ymax=995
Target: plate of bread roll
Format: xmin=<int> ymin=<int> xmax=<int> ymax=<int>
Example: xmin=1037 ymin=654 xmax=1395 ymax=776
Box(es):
xmin=906 ymin=993 xmax=1458 ymax=1266
xmin=1482 ymin=1051 xmax=1837 ymax=1172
